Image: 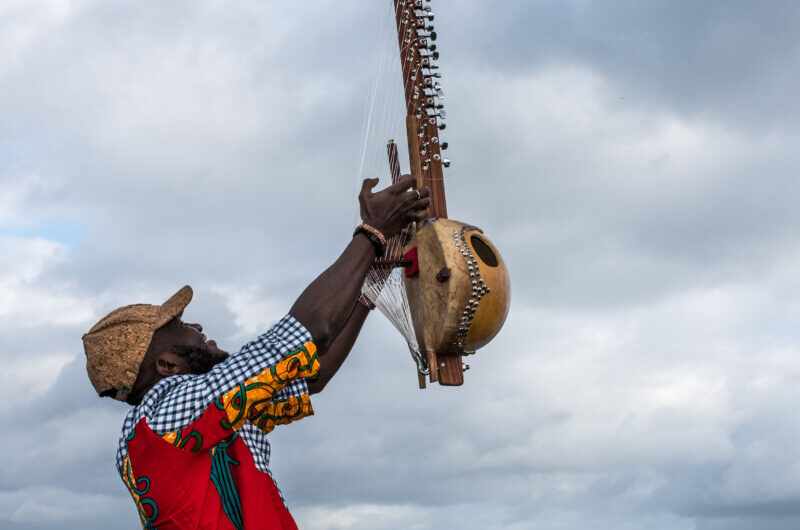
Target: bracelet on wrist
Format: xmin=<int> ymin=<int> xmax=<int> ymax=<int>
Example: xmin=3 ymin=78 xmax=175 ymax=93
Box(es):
xmin=353 ymin=223 xmax=387 ymax=257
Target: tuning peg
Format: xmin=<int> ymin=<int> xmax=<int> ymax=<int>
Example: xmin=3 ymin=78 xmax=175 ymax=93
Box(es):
xmin=433 ymin=153 xmax=450 ymax=168
xmin=438 ymin=122 xmax=446 ymax=130
xmin=425 ymin=108 xmax=446 ymax=119
xmin=421 ymin=69 xmax=441 ymax=78
xmin=440 ymin=142 xmax=448 ymax=150
xmin=432 ymin=51 xmax=440 ymax=60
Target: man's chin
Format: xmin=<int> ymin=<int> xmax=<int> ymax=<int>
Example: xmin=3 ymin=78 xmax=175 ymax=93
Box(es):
xmin=205 ymin=352 xmax=229 ymax=371
xmin=190 ymin=351 xmax=229 ymax=375
xmin=207 ymin=340 xmax=228 ymax=357
xmin=213 ymin=352 xmax=229 ymax=364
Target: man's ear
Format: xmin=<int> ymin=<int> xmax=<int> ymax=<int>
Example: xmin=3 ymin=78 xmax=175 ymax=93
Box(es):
xmin=155 ymin=355 xmax=182 ymax=377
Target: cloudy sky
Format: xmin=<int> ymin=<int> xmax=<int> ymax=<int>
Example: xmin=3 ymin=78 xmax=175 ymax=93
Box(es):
xmin=2 ymin=1 xmax=800 ymax=528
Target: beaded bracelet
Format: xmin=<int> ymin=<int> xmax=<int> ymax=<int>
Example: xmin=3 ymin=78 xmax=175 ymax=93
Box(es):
xmin=353 ymin=223 xmax=387 ymax=257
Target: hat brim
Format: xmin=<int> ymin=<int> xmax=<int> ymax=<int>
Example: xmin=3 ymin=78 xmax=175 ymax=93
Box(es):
xmin=155 ymin=285 xmax=193 ymax=328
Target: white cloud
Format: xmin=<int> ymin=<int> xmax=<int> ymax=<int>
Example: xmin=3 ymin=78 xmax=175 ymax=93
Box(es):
xmin=210 ymin=283 xmax=293 ymax=339
xmin=0 ymin=236 xmax=94 ymax=326
xmin=0 ymin=174 xmax=54 ymax=224
xmin=0 ymin=355 xmax=73 ymax=409
xmin=0 ymin=236 xmax=95 ymax=406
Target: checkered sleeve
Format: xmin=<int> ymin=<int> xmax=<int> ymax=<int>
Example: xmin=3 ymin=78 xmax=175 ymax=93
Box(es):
xmin=144 ymin=314 xmax=317 ymax=435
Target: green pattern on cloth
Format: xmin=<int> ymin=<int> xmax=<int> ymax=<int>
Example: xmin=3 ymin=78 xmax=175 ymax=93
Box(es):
xmin=210 ymin=434 xmax=243 ymax=530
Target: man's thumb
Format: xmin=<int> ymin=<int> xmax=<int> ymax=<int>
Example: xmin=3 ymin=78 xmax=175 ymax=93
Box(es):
xmin=361 ymin=177 xmax=379 ymax=196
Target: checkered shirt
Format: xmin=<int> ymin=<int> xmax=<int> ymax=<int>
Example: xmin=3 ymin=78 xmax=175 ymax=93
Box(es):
xmin=116 ymin=313 xmax=312 ymax=481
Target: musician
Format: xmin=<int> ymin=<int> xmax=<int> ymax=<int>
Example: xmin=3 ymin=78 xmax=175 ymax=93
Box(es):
xmin=82 ymin=176 xmax=430 ymax=529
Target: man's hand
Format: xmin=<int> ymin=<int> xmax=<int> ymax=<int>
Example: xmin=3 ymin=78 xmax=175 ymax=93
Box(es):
xmin=359 ymin=175 xmax=431 ymax=238
xmin=290 ymin=174 xmax=429 ymax=354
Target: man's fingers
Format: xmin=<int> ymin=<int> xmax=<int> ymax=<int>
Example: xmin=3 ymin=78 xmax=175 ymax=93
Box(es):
xmin=400 ymin=186 xmax=431 ymax=205
xmin=408 ymin=209 xmax=430 ymax=223
xmin=410 ymin=186 xmax=431 ymax=199
xmin=407 ymin=195 xmax=431 ymax=222
xmin=409 ymin=198 xmax=431 ymax=211
xmin=387 ymin=174 xmax=417 ymax=194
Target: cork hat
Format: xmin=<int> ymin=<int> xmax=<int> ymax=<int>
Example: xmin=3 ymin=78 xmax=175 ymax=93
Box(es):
xmin=82 ymin=285 xmax=193 ymax=401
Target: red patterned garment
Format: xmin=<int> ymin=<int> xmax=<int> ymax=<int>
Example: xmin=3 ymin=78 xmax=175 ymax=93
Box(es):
xmin=117 ymin=315 xmax=319 ymax=529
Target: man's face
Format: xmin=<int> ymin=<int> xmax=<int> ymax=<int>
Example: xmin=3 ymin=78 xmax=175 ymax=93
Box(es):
xmin=152 ymin=317 xmax=229 ymax=375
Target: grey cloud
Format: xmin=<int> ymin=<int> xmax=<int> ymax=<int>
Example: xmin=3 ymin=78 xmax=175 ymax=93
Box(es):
xmin=442 ymin=0 xmax=800 ymax=131
xmin=2 ymin=1 xmax=800 ymax=529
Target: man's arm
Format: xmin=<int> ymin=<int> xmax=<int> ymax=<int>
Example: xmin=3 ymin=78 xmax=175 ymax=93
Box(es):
xmin=290 ymin=175 xmax=429 ymax=352
xmin=307 ymin=301 xmax=370 ymax=394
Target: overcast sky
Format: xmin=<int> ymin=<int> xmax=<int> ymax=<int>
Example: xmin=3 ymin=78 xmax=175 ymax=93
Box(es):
xmin=2 ymin=1 xmax=800 ymax=529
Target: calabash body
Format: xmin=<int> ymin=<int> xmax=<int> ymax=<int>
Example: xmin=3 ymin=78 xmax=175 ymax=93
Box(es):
xmin=404 ymin=218 xmax=510 ymax=358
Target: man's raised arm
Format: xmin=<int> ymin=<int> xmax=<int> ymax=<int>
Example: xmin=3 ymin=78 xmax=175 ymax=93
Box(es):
xmin=290 ymin=175 xmax=430 ymax=353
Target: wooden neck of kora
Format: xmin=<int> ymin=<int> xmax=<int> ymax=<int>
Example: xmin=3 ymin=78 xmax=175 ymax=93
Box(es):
xmin=393 ymin=0 xmax=449 ymax=218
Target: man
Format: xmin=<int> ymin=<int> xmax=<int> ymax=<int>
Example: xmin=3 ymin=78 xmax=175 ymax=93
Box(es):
xmin=83 ymin=176 xmax=430 ymax=529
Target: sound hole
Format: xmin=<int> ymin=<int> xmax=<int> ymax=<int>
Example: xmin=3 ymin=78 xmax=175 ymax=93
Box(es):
xmin=470 ymin=235 xmax=498 ymax=267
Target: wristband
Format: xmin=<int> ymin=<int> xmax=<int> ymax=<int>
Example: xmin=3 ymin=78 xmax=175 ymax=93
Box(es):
xmin=353 ymin=223 xmax=387 ymax=257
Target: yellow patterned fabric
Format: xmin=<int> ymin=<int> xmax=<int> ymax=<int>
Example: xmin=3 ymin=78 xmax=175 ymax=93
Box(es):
xmin=219 ymin=341 xmax=319 ymax=433
xmin=120 ymin=455 xmax=154 ymax=528
xmin=156 ymin=341 xmax=320 ymax=450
